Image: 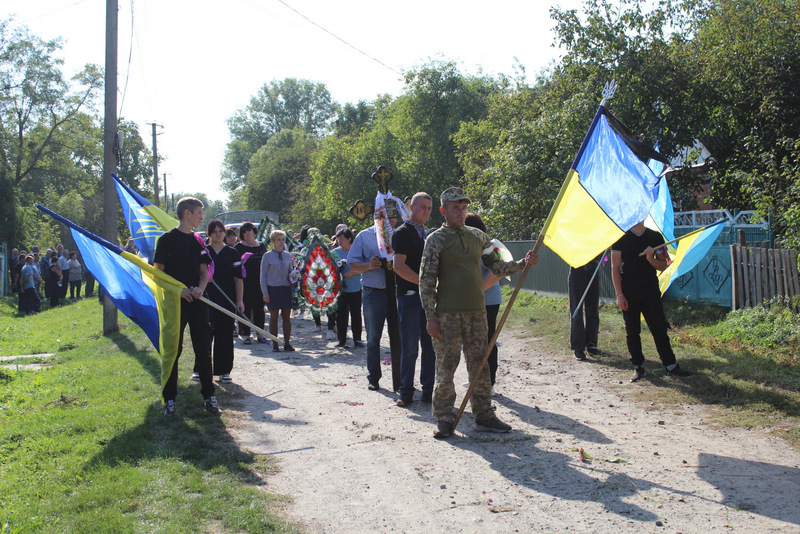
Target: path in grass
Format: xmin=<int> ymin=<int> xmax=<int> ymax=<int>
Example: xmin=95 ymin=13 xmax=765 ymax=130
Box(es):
xmin=221 ymin=315 xmax=800 ymax=533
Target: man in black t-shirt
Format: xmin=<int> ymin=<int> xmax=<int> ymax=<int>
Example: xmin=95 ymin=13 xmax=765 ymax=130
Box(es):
xmin=391 ymin=192 xmax=436 ymax=407
xmin=611 ymin=221 xmax=693 ymax=383
xmin=154 ymin=196 xmax=219 ymax=416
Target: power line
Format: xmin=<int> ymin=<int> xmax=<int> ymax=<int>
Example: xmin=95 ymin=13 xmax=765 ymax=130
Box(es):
xmin=274 ymin=0 xmax=401 ymax=76
xmin=117 ymin=0 xmax=135 ymax=118
xmin=18 ymin=0 xmax=92 ymax=24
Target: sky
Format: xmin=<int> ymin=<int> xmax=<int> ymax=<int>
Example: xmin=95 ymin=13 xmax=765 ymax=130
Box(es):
xmin=6 ymin=0 xmax=585 ymax=203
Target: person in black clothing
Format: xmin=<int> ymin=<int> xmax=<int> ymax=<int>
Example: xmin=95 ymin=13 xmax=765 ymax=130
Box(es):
xmin=234 ymin=222 xmax=267 ymax=344
xmin=392 ymin=192 xmax=435 ymax=407
xmin=569 ymin=253 xmax=602 ymax=361
xmin=154 ymin=196 xmax=220 ymax=416
xmin=611 ymin=221 xmax=693 ymax=382
xmin=204 ymin=219 xmax=244 ymax=383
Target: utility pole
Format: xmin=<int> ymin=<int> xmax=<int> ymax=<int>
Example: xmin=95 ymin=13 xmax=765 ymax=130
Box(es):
xmin=148 ymin=122 xmax=162 ymax=206
xmin=102 ymin=0 xmax=119 ymax=333
xmin=163 ymin=172 xmax=169 ymax=210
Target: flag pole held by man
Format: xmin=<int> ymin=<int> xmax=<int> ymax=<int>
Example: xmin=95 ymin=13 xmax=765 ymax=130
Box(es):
xmin=419 ymin=187 xmax=539 ymax=439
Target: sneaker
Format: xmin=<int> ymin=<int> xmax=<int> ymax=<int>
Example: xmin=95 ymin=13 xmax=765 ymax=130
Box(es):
xmin=353 ymin=340 xmax=365 ymax=348
xmin=574 ymin=350 xmax=587 ymax=361
xmin=587 ymin=347 xmax=601 ymax=355
xmin=204 ymin=396 xmax=221 ymax=414
xmin=190 ymin=372 xmax=200 ymax=381
xmin=273 ymin=344 xmax=281 ymax=352
xmin=630 ymin=365 xmax=646 ymax=383
xmin=434 ymin=420 xmax=453 ymax=439
xmin=475 ymin=415 xmax=512 ymax=433
xmin=163 ymin=400 xmax=176 ymax=417
xmin=367 ymin=380 xmax=380 ymax=391
xmin=396 ymin=395 xmax=413 ymax=407
xmin=666 ymin=364 xmax=693 ymax=378
xmin=283 ymin=344 xmax=296 ymax=352
xmin=221 ymin=374 xmax=232 ymax=383
xmin=314 ymin=325 xmax=322 ymax=333
xmin=326 ymin=330 xmax=336 ymax=340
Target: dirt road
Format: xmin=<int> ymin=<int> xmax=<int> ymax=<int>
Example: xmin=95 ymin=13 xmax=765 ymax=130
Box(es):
xmin=223 ymin=317 xmax=800 ymax=533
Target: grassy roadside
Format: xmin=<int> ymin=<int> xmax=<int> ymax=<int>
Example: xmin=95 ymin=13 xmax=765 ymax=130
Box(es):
xmin=503 ymin=288 xmax=800 ymax=450
xmin=0 ymin=297 xmax=299 ymax=534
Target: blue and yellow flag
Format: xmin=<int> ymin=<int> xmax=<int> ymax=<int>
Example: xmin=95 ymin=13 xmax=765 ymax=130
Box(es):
xmin=37 ymin=204 xmax=184 ymax=401
xmin=112 ymin=174 xmax=178 ymax=263
xmin=542 ymin=106 xmax=669 ymax=268
xmin=658 ymin=219 xmax=727 ymax=295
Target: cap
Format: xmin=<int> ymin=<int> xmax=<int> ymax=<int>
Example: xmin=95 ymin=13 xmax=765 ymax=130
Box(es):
xmin=440 ymin=187 xmax=471 ymax=206
xmin=334 ymin=225 xmax=349 ymax=238
xmin=385 ymin=198 xmax=399 ymax=218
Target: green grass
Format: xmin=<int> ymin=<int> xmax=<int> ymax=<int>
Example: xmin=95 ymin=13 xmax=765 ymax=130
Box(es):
xmin=0 ymin=297 xmax=299 ymax=534
xmin=503 ymin=287 xmax=800 ymax=450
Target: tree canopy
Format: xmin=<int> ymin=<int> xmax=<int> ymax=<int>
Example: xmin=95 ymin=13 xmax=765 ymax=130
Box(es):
xmin=4 ymin=0 xmax=800 ymax=254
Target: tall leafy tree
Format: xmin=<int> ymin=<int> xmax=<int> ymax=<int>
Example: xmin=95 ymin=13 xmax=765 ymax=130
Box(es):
xmin=687 ymin=0 xmax=800 ymax=246
xmin=221 ymin=78 xmax=336 ymax=194
xmin=246 ymin=127 xmax=317 ymax=221
xmin=0 ymin=19 xmax=102 ymax=246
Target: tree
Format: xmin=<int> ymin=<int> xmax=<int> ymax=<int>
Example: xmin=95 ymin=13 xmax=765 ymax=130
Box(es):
xmin=221 ymin=78 xmax=336 ymax=194
xmin=687 ymin=0 xmax=800 ymax=246
xmin=246 ymin=128 xmax=317 ymax=221
xmin=0 ymin=19 xmax=102 ymax=246
xmin=302 ymin=60 xmax=504 ymax=233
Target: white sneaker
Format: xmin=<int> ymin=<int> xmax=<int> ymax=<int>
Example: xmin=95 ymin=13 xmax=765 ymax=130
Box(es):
xmin=314 ymin=325 xmax=322 ymax=332
xmin=326 ymin=330 xmax=336 ymax=340
xmin=190 ymin=372 xmax=200 ymax=381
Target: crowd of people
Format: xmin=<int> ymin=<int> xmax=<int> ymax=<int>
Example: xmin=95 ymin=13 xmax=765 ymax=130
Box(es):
xmin=7 ymin=185 xmax=694 ymax=436
xmin=8 ymin=244 xmax=95 ymax=315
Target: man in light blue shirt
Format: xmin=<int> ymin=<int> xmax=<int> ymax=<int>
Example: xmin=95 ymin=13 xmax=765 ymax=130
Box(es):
xmin=349 ymin=208 xmax=398 ymax=391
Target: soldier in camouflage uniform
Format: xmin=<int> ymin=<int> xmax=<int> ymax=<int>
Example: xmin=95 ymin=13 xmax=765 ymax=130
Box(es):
xmin=419 ymin=187 xmax=539 ymax=438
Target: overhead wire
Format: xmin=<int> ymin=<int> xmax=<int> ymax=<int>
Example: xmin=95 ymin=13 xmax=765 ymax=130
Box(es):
xmin=273 ymin=0 xmax=402 ymax=76
xmin=117 ymin=0 xmax=136 ymax=119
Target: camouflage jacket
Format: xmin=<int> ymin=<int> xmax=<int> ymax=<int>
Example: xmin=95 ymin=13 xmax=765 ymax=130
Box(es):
xmin=419 ymin=224 xmax=525 ymax=319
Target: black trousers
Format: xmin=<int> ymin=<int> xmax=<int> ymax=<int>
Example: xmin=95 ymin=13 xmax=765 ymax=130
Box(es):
xmin=336 ymin=291 xmax=363 ymax=344
xmin=568 ymin=264 xmax=600 ymax=352
xmin=239 ymin=289 xmax=265 ymax=338
xmin=162 ymin=300 xmax=214 ymax=402
xmin=209 ymin=307 xmax=234 ymax=375
xmin=621 ymin=282 xmax=676 ymax=368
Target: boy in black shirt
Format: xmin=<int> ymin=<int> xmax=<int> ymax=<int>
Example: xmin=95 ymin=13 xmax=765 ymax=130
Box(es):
xmin=611 ymin=221 xmax=693 ymax=383
xmin=154 ymin=196 xmax=220 ymax=416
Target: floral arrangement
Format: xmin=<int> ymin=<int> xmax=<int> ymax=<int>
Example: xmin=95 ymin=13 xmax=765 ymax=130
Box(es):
xmin=299 ymin=234 xmax=341 ymax=314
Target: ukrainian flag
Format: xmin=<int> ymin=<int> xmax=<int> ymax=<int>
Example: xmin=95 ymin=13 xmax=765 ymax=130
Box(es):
xmin=542 ymin=106 xmax=669 ymax=268
xmin=658 ymin=219 xmax=727 ymax=295
xmin=37 ymin=204 xmax=184 ymax=401
xmin=112 ymin=174 xmax=177 ymax=263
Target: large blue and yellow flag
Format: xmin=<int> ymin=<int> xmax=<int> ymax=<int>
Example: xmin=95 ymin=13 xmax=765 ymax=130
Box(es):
xmin=112 ymin=174 xmax=178 ymax=263
xmin=37 ymin=204 xmax=184 ymax=400
xmin=542 ymin=106 xmax=669 ymax=268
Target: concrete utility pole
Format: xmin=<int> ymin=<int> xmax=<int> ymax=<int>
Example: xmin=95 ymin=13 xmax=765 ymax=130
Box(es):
xmin=163 ymin=172 xmax=169 ymax=210
xmin=102 ymin=0 xmax=119 ymax=333
xmin=148 ymin=122 xmax=162 ymax=206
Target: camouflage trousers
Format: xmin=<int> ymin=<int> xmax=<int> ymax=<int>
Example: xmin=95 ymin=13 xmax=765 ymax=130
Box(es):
xmin=431 ymin=311 xmax=495 ymax=423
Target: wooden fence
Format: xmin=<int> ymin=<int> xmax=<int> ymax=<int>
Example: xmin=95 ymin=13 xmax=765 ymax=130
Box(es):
xmin=730 ymin=244 xmax=800 ymax=310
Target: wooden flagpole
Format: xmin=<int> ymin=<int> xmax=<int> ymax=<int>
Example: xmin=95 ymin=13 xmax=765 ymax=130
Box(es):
xmin=450 ymin=235 xmax=543 ymax=433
